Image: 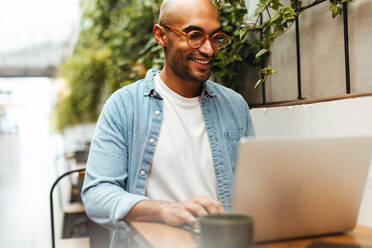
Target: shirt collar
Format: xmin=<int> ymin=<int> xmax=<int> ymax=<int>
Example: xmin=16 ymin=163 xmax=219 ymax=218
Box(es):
xmin=143 ymin=68 xmax=216 ymax=97
xmin=143 ymin=69 xmax=158 ymax=96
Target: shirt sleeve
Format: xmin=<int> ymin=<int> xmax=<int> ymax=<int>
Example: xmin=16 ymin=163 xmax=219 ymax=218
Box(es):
xmin=81 ymin=92 xmax=149 ymax=230
xmin=242 ymin=96 xmax=256 ymax=137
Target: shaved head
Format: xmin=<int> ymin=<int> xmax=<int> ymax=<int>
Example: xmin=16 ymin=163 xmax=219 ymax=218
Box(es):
xmin=154 ymin=0 xmax=222 ymax=91
xmin=158 ymin=0 xmax=219 ymax=25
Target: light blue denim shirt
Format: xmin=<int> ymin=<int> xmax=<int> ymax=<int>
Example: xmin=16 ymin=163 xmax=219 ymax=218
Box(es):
xmin=82 ymin=69 xmax=255 ymax=246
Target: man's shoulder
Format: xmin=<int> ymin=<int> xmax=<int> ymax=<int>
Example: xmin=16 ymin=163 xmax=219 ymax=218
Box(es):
xmin=111 ymin=69 xmax=158 ymax=101
xmin=205 ymin=80 xmax=245 ymax=102
xmin=103 ymin=81 xmax=142 ymax=111
xmin=114 ymin=79 xmax=145 ymax=96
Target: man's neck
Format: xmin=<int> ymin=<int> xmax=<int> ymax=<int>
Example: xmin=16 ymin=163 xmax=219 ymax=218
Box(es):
xmin=159 ymin=66 xmax=202 ymax=98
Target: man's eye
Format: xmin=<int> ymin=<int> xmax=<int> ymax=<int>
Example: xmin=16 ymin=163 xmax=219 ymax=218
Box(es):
xmin=212 ymin=34 xmax=227 ymax=43
xmin=188 ymin=31 xmax=203 ymax=40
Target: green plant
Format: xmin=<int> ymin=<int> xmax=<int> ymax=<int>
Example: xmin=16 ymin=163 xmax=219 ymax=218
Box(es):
xmin=55 ymin=48 xmax=108 ymax=131
xmin=238 ymin=0 xmax=355 ymax=88
xmin=55 ymin=0 xmax=162 ymax=131
xmin=55 ymin=0 xmax=355 ymax=131
xmin=211 ymin=0 xmax=259 ymax=92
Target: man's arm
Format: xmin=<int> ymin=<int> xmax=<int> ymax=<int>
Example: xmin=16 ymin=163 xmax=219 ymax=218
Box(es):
xmin=82 ymin=92 xmax=149 ymax=229
xmin=242 ymin=97 xmax=255 ymax=137
xmin=82 ymin=92 xmax=225 ymax=229
xmin=125 ymin=196 xmax=226 ymax=226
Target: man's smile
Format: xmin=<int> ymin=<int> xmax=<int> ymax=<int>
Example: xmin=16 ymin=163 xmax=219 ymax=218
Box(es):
xmin=192 ymin=58 xmax=210 ymax=65
xmin=189 ymin=55 xmax=214 ymax=71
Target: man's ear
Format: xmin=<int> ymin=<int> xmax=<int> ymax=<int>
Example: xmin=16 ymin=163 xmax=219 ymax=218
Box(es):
xmin=153 ymin=24 xmax=167 ymax=47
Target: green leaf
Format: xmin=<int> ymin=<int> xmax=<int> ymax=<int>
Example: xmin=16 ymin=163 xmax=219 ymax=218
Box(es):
xmin=329 ymin=3 xmax=338 ymax=18
xmin=254 ymin=79 xmax=263 ymax=88
xmin=270 ymin=12 xmax=280 ymax=24
xmin=139 ymin=37 xmax=157 ymax=55
xmin=271 ymin=0 xmax=282 ymax=10
xmin=280 ymin=6 xmax=296 ymax=20
xmin=254 ymin=7 xmax=264 ymax=16
xmin=262 ymin=66 xmax=277 ymax=75
xmin=233 ymin=54 xmax=243 ymax=61
xmin=239 ymin=25 xmax=248 ymax=40
xmin=256 ymin=48 xmax=268 ymax=58
xmin=150 ymin=45 xmax=162 ymax=53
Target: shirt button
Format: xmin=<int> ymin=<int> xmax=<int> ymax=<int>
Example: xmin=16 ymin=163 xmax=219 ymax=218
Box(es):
xmin=155 ymin=110 xmax=160 ymax=115
xmin=149 ymin=138 xmax=155 ymax=144
xmin=140 ymin=170 xmax=145 ymax=176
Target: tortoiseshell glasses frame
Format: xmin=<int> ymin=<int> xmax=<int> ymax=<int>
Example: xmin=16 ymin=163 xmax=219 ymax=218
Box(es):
xmin=162 ymin=24 xmax=230 ymax=50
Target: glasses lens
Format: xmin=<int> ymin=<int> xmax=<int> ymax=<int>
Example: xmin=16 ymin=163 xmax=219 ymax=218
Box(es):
xmin=211 ymin=33 xmax=228 ymax=49
xmin=187 ymin=30 xmax=204 ymax=48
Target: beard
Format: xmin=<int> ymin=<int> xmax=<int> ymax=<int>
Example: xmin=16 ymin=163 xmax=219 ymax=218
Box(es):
xmin=169 ymin=56 xmax=210 ymax=83
xmin=166 ymin=41 xmax=214 ymax=83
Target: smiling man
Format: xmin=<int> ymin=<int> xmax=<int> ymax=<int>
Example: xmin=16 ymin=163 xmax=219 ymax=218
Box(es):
xmin=82 ymin=0 xmax=255 ymax=247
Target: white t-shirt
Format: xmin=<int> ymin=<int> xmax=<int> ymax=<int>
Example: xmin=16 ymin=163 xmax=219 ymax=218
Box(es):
xmin=145 ymin=74 xmax=218 ymax=202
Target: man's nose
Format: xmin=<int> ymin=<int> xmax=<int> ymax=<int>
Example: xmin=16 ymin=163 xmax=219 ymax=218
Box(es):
xmin=199 ymin=37 xmax=214 ymax=57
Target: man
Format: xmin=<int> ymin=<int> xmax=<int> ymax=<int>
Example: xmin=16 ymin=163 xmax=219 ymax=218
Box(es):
xmin=82 ymin=0 xmax=255 ymax=246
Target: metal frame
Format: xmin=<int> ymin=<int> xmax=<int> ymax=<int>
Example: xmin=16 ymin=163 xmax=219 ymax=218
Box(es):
xmin=49 ymin=167 xmax=86 ymax=248
xmin=259 ymin=0 xmax=351 ymax=104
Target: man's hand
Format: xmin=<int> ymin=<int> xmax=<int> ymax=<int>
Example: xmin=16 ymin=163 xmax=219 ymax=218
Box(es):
xmin=158 ymin=196 xmax=226 ymax=226
xmin=124 ymin=196 xmax=225 ymax=226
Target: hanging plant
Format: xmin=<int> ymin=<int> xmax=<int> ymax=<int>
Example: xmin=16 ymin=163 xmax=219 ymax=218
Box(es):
xmin=239 ymin=0 xmax=355 ymax=88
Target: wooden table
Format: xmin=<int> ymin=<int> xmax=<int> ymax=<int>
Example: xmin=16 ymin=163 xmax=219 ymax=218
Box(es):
xmin=130 ymin=222 xmax=372 ymax=248
xmin=129 ymin=171 xmax=372 ymax=247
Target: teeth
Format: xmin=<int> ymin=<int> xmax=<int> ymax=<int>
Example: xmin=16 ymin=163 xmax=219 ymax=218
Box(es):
xmin=193 ymin=59 xmax=209 ymax=65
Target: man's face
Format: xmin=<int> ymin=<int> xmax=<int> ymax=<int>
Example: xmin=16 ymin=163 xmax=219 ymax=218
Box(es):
xmin=164 ymin=11 xmax=221 ymax=83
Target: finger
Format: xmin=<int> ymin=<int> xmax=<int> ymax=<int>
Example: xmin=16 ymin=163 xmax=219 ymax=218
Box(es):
xmin=181 ymin=210 xmax=197 ymax=226
xmin=191 ymin=220 xmax=200 ymax=230
xmin=160 ymin=203 xmax=197 ymax=226
xmin=185 ymin=203 xmax=209 ymax=217
xmin=194 ymin=197 xmax=225 ymax=215
xmin=168 ymin=209 xmax=196 ymax=226
xmin=215 ymin=201 xmax=226 ymax=213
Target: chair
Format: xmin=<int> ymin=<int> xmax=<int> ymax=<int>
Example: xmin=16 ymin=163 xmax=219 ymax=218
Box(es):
xmin=50 ymin=167 xmax=89 ymax=248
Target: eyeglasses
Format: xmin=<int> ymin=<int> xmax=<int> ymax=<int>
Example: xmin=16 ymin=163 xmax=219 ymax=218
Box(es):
xmin=163 ymin=24 xmax=230 ymax=50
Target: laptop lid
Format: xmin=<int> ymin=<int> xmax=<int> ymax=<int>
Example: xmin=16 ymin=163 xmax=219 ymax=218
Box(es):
xmin=231 ymin=136 xmax=372 ymax=243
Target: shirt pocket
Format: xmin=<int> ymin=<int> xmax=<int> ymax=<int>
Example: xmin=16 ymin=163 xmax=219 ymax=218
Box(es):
xmin=224 ymin=128 xmax=244 ymax=170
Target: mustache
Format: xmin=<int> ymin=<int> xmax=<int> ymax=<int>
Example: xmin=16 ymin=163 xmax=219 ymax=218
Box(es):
xmin=187 ymin=53 xmax=215 ymax=62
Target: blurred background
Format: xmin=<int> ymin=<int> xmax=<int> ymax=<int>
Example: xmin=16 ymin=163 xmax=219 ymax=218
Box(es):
xmin=0 ymin=0 xmax=80 ymax=247
xmin=1 ymin=0 xmax=372 ymax=247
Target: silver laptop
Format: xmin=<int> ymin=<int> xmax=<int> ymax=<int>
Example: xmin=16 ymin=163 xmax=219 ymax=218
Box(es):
xmin=231 ymin=136 xmax=372 ymax=243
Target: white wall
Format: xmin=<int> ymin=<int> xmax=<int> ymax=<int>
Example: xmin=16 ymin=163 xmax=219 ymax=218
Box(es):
xmin=251 ymin=96 xmax=372 ymax=137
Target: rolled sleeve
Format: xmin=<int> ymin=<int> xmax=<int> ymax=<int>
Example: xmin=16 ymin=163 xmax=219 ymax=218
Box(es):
xmin=82 ymin=92 xmax=149 ymax=229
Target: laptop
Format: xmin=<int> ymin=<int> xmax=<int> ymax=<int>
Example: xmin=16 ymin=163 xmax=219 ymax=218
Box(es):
xmin=231 ymin=136 xmax=372 ymax=243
